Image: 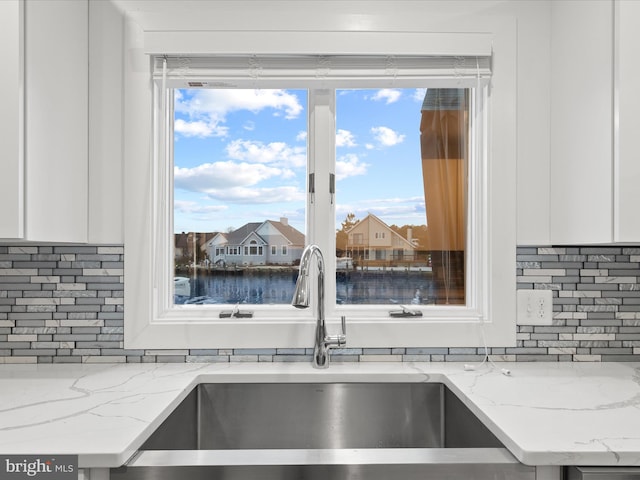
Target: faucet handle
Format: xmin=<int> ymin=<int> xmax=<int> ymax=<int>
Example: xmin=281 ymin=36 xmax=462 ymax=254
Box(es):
xmin=337 ymin=316 xmax=347 ymax=346
xmin=326 ymin=316 xmax=347 ymax=347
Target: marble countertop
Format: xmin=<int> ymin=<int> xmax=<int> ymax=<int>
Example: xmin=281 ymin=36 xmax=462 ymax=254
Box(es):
xmin=0 ymin=361 xmax=639 ymax=468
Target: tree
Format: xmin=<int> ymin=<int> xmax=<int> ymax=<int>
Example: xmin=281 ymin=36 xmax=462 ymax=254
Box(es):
xmin=340 ymin=213 xmax=358 ymax=231
xmin=336 ymin=213 xmax=359 ymax=254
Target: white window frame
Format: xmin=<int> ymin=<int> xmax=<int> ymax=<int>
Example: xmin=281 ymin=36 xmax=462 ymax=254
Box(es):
xmin=124 ymin=23 xmax=516 ymax=350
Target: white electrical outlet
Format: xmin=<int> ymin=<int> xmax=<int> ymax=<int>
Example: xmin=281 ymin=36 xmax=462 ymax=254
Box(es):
xmin=516 ymin=289 xmax=553 ymax=325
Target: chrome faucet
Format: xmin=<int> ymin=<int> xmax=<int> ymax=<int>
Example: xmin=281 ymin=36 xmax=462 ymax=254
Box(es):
xmin=292 ymin=244 xmax=346 ymax=368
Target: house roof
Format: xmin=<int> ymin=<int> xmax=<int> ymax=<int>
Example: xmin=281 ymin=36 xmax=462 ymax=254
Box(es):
xmin=217 ymin=219 xmax=305 ymax=246
xmin=226 ymin=222 xmax=263 ymax=245
xmin=198 ymin=233 xmax=216 ymax=251
xmin=266 ymin=220 xmax=305 ymax=246
xmin=346 ymin=213 xmax=417 ymax=250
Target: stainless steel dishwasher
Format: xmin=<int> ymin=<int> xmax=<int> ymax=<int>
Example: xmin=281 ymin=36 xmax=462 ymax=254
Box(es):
xmin=568 ymin=467 xmax=640 ymax=479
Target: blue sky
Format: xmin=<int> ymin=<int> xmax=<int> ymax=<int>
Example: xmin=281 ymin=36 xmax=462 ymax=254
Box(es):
xmin=173 ymin=88 xmax=428 ymax=234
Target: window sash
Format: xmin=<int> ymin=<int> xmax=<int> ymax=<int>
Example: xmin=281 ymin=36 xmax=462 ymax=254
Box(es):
xmin=157 ymin=83 xmax=487 ymax=324
xmin=159 ymin=55 xmax=490 ymax=315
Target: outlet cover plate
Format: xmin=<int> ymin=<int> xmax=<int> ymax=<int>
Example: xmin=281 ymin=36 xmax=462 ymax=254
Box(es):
xmin=516 ymin=289 xmax=553 ymax=325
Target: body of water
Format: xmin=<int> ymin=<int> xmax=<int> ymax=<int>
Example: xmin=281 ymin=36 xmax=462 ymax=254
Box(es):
xmin=175 ymin=270 xmax=435 ymax=306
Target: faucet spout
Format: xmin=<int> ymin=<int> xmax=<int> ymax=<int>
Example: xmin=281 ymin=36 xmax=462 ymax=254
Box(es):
xmin=292 ymin=244 xmax=346 ymax=368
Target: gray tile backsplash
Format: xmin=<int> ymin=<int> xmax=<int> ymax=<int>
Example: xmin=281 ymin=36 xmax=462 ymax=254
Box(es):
xmin=1 ymin=245 xmax=639 ymax=363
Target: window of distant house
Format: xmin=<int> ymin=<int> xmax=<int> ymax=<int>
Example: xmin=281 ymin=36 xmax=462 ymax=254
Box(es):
xmin=164 ymin=55 xmax=490 ymax=319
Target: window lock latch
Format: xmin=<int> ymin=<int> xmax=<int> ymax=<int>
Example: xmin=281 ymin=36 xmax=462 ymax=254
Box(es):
xmin=219 ymin=307 xmax=254 ymax=318
xmin=389 ymin=306 xmax=423 ymax=318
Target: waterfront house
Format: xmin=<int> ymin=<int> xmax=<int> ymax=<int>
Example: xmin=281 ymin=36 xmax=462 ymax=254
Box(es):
xmin=346 ymin=213 xmax=418 ymax=266
xmin=206 ymin=218 xmax=305 ymax=267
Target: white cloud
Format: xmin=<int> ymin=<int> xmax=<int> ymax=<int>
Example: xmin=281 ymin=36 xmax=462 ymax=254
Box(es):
xmin=174 ymin=200 xmax=228 ymax=215
xmin=174 ymin=119 xmax=228 ymax=138
xmin=173 ymin=201 xmax=230 ymax=232
xmin=174 ymin=157 xmax=304 ymax=205
xmin=296 ymin=131 xmax=307 ymax=142
xmin=335 ymin=196 xmax=427 ymax=225
xmin=174 ymin=161 xmax=285 ymax=192
xmin=367 ymin=205 xmax=425 ymax=220
xmin=370 ymin=197 xmax=426 ymax=217
xmin=413 ymin=88 xmax=427 ymax=103
xmin=372 ymin=89 xmax=402 ymax=104
xmin=206 ymin=186 xmax=305 ymax=204
xmin=226 ymin=139 xmax=306 ymax=168
xmin=175 ymin=89 xmax=304 ymax=139
xmin=178 ymin=89 xmax=303 ymax=118
xmin=336 ymin=154 xmax=369 ymax=180
xmin=336 ymin=129 xmax=357 ymax=148
xmin=371 ymin=126 xmax=406 ymax=147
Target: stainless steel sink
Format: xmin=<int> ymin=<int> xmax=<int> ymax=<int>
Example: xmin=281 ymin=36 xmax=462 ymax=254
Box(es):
xmin=111 ymin=383 xmax=535 ymax=480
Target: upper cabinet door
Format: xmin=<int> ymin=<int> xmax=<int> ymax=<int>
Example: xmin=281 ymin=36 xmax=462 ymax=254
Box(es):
xmin=550 ymin=0 xmax=640 ymax=245
xmin=88 ymin=0 xmax=124 ymax=244
xmin=550 ymin=0 xmax=614 ymax=245
xmin=25 ymin=0 xmax=88 ymax=242
xmin=0 ymin=0 xmax=24 ymax=239
xmin=614 ymin=0 xmax=640 ymax=242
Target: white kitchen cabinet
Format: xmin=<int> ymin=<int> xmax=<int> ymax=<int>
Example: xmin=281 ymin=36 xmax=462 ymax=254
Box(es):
xmin=0 ymin=0 xmax=120 ymax=244
xmin=549 ymin=0 xmax=613 ymax=244
xmin=88 ymin=0 xmax=124 ymax=244
xmin=0 ymin=0 xmax=24 ymax=239
xmin=614 ymin=0 xmax=640 ymax=242
xmin=0 ymin=0 xmax=90 ymax=242
xmin=550 ymin=0 xmax=640 ymax=245
xmin=24 ymin=0 xmax=89 ymax=242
